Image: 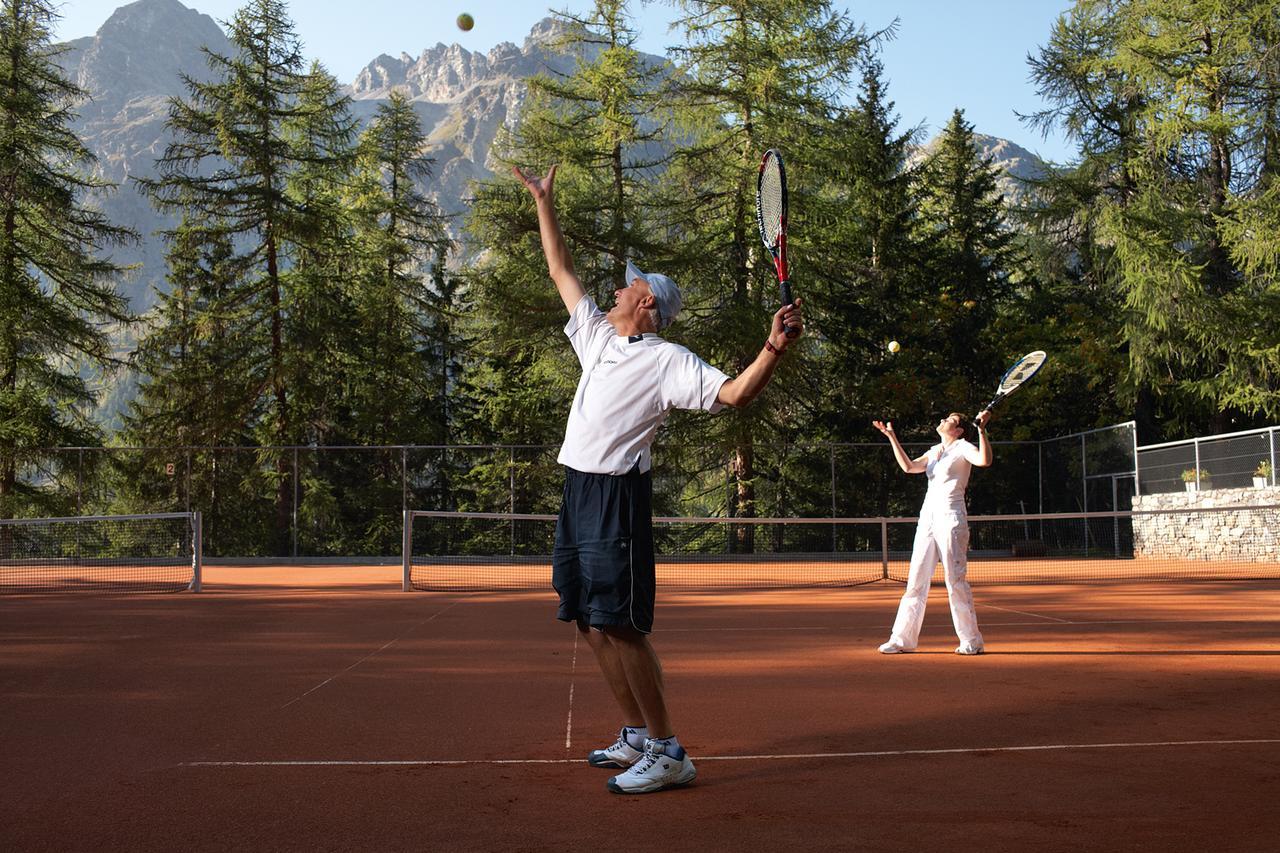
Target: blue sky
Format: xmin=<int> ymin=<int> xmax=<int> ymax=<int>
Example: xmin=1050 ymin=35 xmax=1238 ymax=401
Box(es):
xmin=54 ymin=0 xmax=1076 ymax=162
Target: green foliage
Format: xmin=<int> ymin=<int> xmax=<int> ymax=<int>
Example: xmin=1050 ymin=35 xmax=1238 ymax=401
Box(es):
xmin=126 ymin=1 xmax=456 ymax=554
xmin=24 ymin=0 xmax=1280 ymax=551
xmin=460 ymin=1 xmax=671 ymax=507
xmin=1025 ymin=0 xmax=1280 ymax=438
xmin=1180 ymin=467 xmax=1211 ymax=484
xmin=658 ymin=0 xmax=876 ymax=521
xmin=343 ymin=90 xmax=453 ymax=447
xmin=0 ymin=0 xmax=137 ymax=517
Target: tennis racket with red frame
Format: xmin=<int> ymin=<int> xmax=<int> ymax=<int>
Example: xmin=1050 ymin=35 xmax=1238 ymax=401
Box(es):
xmin=978 ymin=350 xmax=1048 ymax=417
xmin=756 ymin=149 xmax=798 ymax=337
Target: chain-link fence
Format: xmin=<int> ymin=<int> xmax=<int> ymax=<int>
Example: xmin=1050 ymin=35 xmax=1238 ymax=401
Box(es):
xmin=1040 ymin=422 xmax=1140 ymax=513
xmin=12 ymin=422 xmax=1137 ymax=557
xmin=1137 ymin=426 xmax=1279 ymax=495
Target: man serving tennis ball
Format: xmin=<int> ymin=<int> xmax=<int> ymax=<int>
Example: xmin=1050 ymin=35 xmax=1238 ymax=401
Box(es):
xmin=514 ymin=163 xmax=803 ymax=794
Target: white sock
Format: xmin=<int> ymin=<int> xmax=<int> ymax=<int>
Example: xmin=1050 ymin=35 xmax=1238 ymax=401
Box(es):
xmin=622 ymin=725 xmax=648 ymax=749
xmin=650 ymin=734 xmax=683 ymax=756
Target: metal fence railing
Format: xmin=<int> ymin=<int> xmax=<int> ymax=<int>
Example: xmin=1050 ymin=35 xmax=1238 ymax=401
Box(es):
xmin=7 ymin=423 xmax=1138 ymax=559
xmin=403 ymin=504 xmax=1280 ymax=591
xmin=1137 ymin=426 xmax=1279 ymax=495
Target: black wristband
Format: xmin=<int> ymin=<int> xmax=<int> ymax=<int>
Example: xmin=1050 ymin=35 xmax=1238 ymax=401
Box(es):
xmin=764 ymin=339 xmax=782 ymax=356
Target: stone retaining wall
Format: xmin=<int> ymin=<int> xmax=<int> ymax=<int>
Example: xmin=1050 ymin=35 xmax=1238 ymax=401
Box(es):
xmin=1132 ymin=487 xmax=1280 ymax=562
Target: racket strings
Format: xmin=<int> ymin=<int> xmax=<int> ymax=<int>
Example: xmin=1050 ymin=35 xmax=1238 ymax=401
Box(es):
xmin=758 ymin=165 xmax=785 ymax=248
xmin=997 ymin=352 xmax=1047 ymax=394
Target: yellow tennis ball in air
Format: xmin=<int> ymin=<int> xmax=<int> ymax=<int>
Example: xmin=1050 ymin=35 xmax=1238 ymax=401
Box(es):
xmin=456 ymin=13 xmax=474 ymax=31
xmin=887 ymin=340 xmax=900 ymax=353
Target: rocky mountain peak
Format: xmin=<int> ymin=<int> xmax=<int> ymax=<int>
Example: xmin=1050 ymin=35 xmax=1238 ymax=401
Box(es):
xmin=58 ymin=3 xmax=1046 ymax=311
xmin=63 ymin=0 xmax=229 ymax=113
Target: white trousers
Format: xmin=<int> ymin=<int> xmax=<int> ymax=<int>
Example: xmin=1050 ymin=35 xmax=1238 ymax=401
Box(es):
xmin=887 ymin=508 xmax=983 ymax=650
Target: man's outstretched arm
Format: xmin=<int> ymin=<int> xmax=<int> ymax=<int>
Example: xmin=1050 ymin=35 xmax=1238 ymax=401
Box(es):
xmin=513 ymin=164 xmax=586 ymax=314
xmin=717 ymin=300 xmax=804 ymax=408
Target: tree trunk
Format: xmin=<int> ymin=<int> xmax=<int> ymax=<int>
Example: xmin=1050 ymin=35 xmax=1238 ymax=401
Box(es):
xmin=267 ymin=230 xmax=291 ymax=554
xmin=729 ymin=441 xmax=755 ymax=553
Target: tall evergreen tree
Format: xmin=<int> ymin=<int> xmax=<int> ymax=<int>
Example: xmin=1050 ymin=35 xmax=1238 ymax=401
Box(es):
xmin=280 ymin=62 xmax=359 ymax=446
xmin=0 ymin=0 xmax=136 ymax=517
xmin=806 ymin=55 xmax=925 ymax=429
xmin=1025 ymin=0 xmax=1280 ymax=437
xmin=800 ymin=54 xmax=934 ymax=517
xmin=118 ymin=220 xmax=269 ymax=544
xmin=346 ymin=90 xmax=450 ymax=446
xmin=915 ymin=109 xmax=1021 ymax=395
xmin=659 ymin=0 xmax=875 ymax=523
xmin=137 ymin=0 xmax=356 ymax=548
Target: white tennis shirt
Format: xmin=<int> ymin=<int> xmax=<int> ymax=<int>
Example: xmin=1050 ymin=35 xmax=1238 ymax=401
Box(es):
xmin=922 ymin=439 xmax=978 ymax=511
xmin=558 ymin=294 xmax=730 ymax=475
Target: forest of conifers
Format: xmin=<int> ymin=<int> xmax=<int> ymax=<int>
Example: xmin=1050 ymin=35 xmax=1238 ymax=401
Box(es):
xmin=2 ymin=0 xmax=1277 ymax=555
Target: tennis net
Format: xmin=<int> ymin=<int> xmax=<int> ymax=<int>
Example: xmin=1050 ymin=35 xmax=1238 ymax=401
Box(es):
xmin=0 ymin=512 xmax=202 ymax=593
xmin=403 ymin=505 xmax=1280 ymax=591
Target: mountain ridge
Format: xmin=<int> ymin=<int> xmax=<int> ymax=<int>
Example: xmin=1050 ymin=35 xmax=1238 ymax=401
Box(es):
xmin=61 ymin=0 xmax=1047 ymax=312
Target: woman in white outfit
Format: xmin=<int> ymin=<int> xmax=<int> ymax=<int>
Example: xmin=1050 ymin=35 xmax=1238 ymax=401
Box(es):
xmin=872 ymin=411 xmax=992 ymax=655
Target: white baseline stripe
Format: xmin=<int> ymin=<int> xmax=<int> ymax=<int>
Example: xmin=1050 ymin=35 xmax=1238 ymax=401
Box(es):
xmin=184 ymin=738 xmax=1280 ymax=767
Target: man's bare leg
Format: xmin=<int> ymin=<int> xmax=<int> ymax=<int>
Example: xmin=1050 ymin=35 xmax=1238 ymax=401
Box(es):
xmin=600 ymin=624 xmax=672 ymax=737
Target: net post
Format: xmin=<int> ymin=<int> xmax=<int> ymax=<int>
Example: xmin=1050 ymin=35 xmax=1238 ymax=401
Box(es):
xmin=880 ymin=518 xmax=889 ymax=580
xmin=1130 ymin=422 xmax=1141 ymax=497
xmin=1270 ymin=428 xmax=1277 ymax=486
xmin=190 ymin=511 xmax=203 ymax=593
xmin=402 ymin=509 xmax=412 ymax=592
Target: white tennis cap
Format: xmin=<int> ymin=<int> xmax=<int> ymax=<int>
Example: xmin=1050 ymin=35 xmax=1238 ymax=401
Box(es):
xmin=625 ymin=259 xmax=682 ymax=330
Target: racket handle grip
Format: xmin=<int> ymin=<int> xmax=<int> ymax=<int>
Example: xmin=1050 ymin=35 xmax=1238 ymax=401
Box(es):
xmin=779 ymin=280 xmax=799 ymax=338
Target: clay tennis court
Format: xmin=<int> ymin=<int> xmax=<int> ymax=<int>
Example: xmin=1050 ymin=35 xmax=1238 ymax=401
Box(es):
xmin=3 ymin=565 xmax=1278 ymax=852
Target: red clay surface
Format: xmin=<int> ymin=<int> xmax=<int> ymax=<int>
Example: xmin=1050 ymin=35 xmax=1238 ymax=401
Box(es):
xmin=2 ymin=569 xmax=1278 ymax=852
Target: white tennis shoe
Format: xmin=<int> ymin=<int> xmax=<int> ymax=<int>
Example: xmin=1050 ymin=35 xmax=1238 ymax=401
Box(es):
xmin=587 ymin=729 xmax=645 ymax=769
xmin=955 ymin=644 xmax=985 ymax=655
xmin=606 ymin=739 xmax=696 ymax=794
xmin=878 ymin=640 xmax=912 ymax=654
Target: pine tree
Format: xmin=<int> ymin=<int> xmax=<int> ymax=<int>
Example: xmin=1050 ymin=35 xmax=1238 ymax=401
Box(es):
xmin=806 ymin=55 xmax=924 ymax=425
xmin=137 ymin=0 xmax=356 ymax=550
xmin=280 ymin=62 xmax=359 ymax=447
xmin=1025 ymin=0 xmax=1280 ymax=437
xmin=915 ymin=109 xmax=1021 ymax=393
xmin=0 ymin=0 xmax=136 ymax=517
xmin=800 ymin=54 xmax=933 ymax=517
xmin=346 ymin=90 xmax=449 ymax=446
xmin=659 ymin=0 xmax=875 ymax=525
xmin=118 ymin=220 xmax=272 ymax=550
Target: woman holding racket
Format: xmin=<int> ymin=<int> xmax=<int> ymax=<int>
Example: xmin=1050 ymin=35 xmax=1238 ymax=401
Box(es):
xmin=872 ymin=410 xmax=992 ymax=655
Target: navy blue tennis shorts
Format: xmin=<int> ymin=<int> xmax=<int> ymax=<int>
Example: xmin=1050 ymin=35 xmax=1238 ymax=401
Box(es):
xmin=552 ymin=465 xmax=656 ymax=633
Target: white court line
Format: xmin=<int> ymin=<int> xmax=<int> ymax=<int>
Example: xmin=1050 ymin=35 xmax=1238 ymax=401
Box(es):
xmin=564 ymin=631 xmax=578 ymax=751
xmin=983 ymin=618 xmax=1280 ymax=627
xmin=183 ymin=738 xmax=1280 ymax=767
xmin=664 ymin=626 xmax=832 ymax=633
xmin=281 ymin=601 xmax=460 ymax=709
xmin=670 ymin=617 xmax=1280 ymax=631
xmin=979 ymin=603 xmax=1073 ymax=623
